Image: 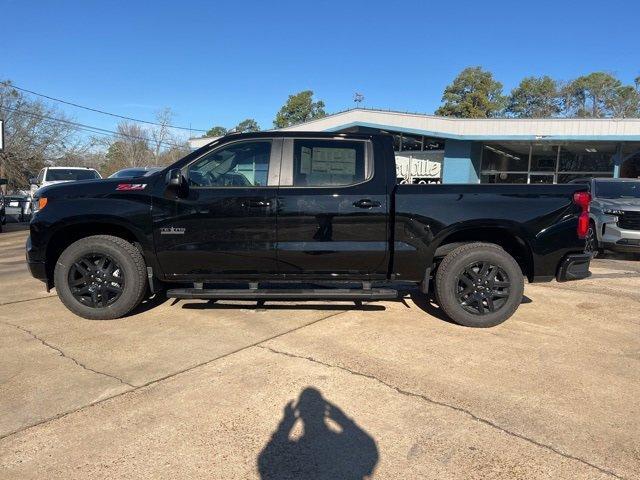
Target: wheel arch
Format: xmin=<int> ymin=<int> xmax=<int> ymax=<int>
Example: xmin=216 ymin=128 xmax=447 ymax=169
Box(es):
xmin=45 ymin=220 xmax=151 ymax=287
xmin=431 ymin=225 xmax=534 ymax=282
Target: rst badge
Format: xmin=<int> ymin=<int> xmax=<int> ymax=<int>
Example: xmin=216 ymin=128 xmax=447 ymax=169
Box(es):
xmin=116 ymin=183 xmax=147 ymax=191
xmin=160 ymin=227 xmax=186 ymax=235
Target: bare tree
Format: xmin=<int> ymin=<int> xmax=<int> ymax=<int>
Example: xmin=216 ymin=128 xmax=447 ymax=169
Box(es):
xmin=150 ymin=107 xmax=176 ymax=158
xmin=101 ymin=121 xmax=154 ymax=176
xmin=0 ymin=81 xmax=79 ymax=190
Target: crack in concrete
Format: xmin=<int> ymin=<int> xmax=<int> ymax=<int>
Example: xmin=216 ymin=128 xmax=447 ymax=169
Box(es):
xmin=1 ymin=321 xmax=135 ymax=388
xmin=0 ymin=295 xmax=58 ymax=307
xmin=0 ymin=310 xmax=348 ymax=442
xmin=258 ymin=345 xmax=626 ymax=480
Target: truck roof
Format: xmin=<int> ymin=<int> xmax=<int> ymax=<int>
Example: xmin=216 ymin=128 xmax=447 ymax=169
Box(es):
xmin=200 ymin=130 xmax=389 ymax=146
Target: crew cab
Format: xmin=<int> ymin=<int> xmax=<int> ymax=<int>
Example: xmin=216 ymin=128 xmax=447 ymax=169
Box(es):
xmin=26 ymin=132 xmax=593 ymax=327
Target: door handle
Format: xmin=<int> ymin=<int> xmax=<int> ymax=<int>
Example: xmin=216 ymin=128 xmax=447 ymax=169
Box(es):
xmin=353 ymin=199 xmax=381 ymax=209
xmin=241 ymin=200 xmax=271 ymax=208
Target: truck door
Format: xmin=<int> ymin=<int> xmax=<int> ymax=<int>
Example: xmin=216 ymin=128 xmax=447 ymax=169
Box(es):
xmin=152 ymin=138 xmax=281 ymax=279
xmin=276 ymin=137 xmax=389 ymax=278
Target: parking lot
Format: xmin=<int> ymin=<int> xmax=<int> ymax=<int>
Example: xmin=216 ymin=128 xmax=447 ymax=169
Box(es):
xmin=0 ymin=224 xmax=638 ymax=479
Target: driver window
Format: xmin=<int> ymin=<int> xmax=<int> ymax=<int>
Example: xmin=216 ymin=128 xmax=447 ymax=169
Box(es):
xmin=188 ymin=141 xmax=271 ymax=187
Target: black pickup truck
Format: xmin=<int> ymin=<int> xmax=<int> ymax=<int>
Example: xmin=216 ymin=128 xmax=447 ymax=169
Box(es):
xmin=26 ymin=132 xmax=592 ymax=327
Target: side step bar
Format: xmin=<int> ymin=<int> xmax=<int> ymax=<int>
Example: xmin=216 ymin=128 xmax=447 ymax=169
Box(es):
xmin=166 ymin=288 xmax=398 ymax=301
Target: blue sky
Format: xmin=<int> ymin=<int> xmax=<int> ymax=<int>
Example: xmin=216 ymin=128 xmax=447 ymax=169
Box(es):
xmin=2 ymin=0 xmax=639 ymax=137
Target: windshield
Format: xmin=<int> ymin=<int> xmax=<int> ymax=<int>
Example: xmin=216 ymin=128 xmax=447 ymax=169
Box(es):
xmin=109 ymin=168 xmax=161 ymax=178
xmin=111 ymin=169 xmax=146 ymax=178
xmin=595 ymin=180 xmax=640 ymax=199
xmin=45 ymin=169 xmax=100 ymax=181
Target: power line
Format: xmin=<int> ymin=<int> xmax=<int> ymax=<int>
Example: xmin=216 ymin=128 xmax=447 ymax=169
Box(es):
xmin=0 ymin=105 xmax=186 ymax=148
xmin=3 ymin=82 xmax=207 ymax=132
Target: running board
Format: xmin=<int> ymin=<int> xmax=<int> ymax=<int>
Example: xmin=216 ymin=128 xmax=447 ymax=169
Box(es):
xmin=166 ymin=288 xmax=398 ymax=301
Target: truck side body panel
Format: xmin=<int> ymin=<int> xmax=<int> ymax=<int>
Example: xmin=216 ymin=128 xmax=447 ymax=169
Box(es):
xmin=393 ymin=184 xmax=586 ymax=282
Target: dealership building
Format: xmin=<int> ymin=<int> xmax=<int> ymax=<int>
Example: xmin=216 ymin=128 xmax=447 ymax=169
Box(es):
xmin=189 ymin=108 xmax=640 ymax=184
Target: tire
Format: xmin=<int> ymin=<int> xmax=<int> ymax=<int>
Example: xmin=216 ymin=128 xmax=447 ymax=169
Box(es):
xmin=585 ymin=221 xmax=603 ymax=258
xmin=54 ymin=235 xmax=147 ymax=320
xmin=434 ymin=243 xmax=524 ymax=328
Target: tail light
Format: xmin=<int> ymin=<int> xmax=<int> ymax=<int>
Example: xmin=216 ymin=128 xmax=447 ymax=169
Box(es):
xmin=573 ymin=191 xmax=591 ymax=239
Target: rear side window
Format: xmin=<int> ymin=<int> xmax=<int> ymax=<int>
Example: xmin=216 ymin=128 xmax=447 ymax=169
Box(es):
xmin=292 ymin=140 xmax=368 ymax=187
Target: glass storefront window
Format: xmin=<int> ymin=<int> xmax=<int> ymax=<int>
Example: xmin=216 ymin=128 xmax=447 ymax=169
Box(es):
xmin=557 ymin=173 xmax=613 ymax=183
xmin=480 ymin=142 xmax=618 ymax=183
xmin=529 ymin=173 xmax=555 ymax=184
xmin=558 ymin=143 xmax=616 ymax=172
xmin=482 ymin=144 xmax=530 ymax=172
xmin=390 ymin=133 xmax=445 ymax=153
xmin=400 ymin=134 xmax=422 ymax=151
xmin=530 ymin=145 xmax=558 ymax=172
xmin=392 ymin=134 xmax=402 ymax=152
xmin=424 ymin=138 xmax=445 ymax=150
xmin=621 ymin=142 xmax=640 ymax=178
xmin=481 ymin=173 xmax=528 ymax=184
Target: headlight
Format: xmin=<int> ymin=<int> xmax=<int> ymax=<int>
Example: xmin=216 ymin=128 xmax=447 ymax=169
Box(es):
xmin=603 ymin=208 xmax=624 ymax=216
xmin=32 ymin=197 xmax=48 ymax=212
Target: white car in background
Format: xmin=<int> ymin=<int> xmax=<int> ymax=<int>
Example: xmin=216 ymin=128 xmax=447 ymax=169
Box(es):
xmin=30 ymin=167 xmax=102 ymax=197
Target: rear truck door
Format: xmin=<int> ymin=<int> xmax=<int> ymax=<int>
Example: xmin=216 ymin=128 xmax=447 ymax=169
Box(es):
xmin=275 ymin=136 xmax=389 ymax=279
xmin=152 ymin=138 xmax=282 ymax=279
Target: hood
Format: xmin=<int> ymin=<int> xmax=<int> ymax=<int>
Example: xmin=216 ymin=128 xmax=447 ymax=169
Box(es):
xmin=596 ymin=198 xmax=640 ymax=211
xmin=31 ymin=179 xmax=72 ymax=192
xmin=43 ymin=179 xmax=74 ymax=186
xmin=34 ymin=176 xmax=157 ymax=199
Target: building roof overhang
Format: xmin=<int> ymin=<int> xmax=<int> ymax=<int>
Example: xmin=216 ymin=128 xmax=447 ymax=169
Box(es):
xmin=281 ymin=108 xmax=640 ymax=142
xmin=189 ymin=108 xmax=640 ymax=149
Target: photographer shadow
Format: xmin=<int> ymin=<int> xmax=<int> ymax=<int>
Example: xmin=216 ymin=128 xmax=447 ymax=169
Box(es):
xmin=257 ymin=387 xmax=378 ymax=480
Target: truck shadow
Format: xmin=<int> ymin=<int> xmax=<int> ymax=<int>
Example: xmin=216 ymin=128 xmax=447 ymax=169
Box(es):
xmin=257 ymin=387 xmax=378 ymax=480
xmin=407 ymin=290 xmax=533 ymax=324
xmin=405 ymin=291 xmax=457 ymax=324
xmin=124 ymin=293 xmax=171 ymax=317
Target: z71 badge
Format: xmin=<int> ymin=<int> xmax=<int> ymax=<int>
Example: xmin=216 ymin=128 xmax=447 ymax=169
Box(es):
xmin=116 ymin=183 xmax=147 ymax=191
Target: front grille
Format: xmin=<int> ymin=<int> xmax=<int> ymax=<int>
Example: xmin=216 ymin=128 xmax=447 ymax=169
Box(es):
xmin=618 ymin=211 xmax=640 ymax=230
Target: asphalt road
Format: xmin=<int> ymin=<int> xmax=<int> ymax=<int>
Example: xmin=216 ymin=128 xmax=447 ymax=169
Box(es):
xmin=1 ymin=224 xmax=638 ymax=479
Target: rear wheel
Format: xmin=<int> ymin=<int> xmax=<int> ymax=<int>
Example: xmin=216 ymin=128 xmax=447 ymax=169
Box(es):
xmin=54 ymin=235 xmax=147 ymax=320
xmin=435 ymin=243 xmax=524 ymax=328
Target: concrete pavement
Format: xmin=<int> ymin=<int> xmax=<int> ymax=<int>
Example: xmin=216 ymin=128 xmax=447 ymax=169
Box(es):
xmin=1 ymin=226 xmax=638 ymax=479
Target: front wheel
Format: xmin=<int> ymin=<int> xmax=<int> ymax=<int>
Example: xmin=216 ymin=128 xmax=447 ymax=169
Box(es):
xmin=434 ymin=243 xmax=524 ymax=328
xmin=54 ymin=235 xmax=147 ymax=320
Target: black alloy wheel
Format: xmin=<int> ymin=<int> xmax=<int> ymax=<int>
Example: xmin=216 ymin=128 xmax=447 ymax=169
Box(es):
xmin=68 ymin=254 xmax=125 ymax=308
xmin=434 ymin=243 xmax=524 ymax=327
xmin=584 ymin=224 xmax=598 ymax=257
xmin=455 ymin=261 xmax=510 ymax=315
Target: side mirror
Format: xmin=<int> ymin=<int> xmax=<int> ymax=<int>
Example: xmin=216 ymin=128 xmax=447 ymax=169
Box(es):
xmin=28 ymin=177 xmax=37 ymax=185
xmin=167 ymin=168 xmax=184 ymax=187
xmin=166 ymin=168 xmax=189 ymax=198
